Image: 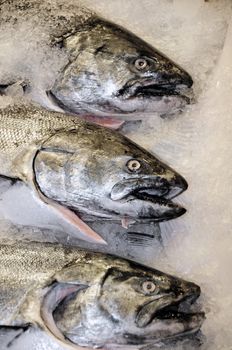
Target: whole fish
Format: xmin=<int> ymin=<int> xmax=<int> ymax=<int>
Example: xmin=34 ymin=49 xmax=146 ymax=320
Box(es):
xmin=0 ymin=0 xmax=193 ymax=127
xmin=0 ymin=241 xmax=205 ymax=350
xmin=0 ymin=103 xmax=187 ymax=244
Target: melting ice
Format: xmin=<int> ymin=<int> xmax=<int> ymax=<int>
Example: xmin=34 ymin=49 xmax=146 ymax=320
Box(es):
xmin=0 ymin=0 xmax=231 ymax=349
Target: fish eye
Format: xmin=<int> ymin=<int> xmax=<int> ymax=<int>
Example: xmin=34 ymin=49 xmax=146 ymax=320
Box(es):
xmin=142 ymin=280 xmax=156 ymax=295
xmin=134 ymin=58 xmax=149 ymax=71
xmin=126 ymin=159 xmax=141 ymax=172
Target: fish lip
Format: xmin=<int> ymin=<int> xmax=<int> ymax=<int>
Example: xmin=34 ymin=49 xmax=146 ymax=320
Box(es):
xmin=136 ymin=293 xmax=205 ymax=329
xmin=110 ymin=176 xmax=188 ymax=202
xmin=121 ymin=193 xmax=186 ymax=222
xmin=117 ymin=78 xmax=193 ymax=102
xmin=68 ymin=194 xmax=186 ymax=223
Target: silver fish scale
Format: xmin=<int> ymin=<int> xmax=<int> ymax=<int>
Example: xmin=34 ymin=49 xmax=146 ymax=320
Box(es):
xmin=0 ymin=241 xmax=84 ymax=324
xmin=0 ymin=103 xmax=84 ymax=177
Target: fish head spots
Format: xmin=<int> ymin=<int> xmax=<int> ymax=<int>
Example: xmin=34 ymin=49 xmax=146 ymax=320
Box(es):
xmin=98 ymin=263 xmax=203 ymax=340
xmin=52 ymin=259 xmax=203 ymax=348
xmin=97 ymin=265 xmax=170 ymax=323
xmin=50 ymin=19 xmax=193 ymax=117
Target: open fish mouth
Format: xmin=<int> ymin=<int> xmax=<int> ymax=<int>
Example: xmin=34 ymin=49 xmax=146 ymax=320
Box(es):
xmin=153 ymin=295 xmax=204 ymax=324
xmin=109 ymin=175 xmax=188 ymax=222
xmin=111 ymin=175 xmax=188 ymax=201
xmin=125 ymin=193 xmax=186 ymax=222
xmin=117 ymin=79 xmax=193 ymax=102
xmin=136 ymin=291 xmax=205 ymax=336
xmin=133 ymin=84 xmax=191 ymax=103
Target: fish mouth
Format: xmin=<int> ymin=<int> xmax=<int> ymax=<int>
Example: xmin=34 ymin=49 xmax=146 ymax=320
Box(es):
xmin=110 ymin=175 xmax=188 ymax=222
xmin=135 ymin=291 xmax=205 ymax=340
xmin=48 ymin=79 xmax=193 ymax=124
xmin=117 ymin=79 xmax=193 ymax=103
xmin=111 ymin=175 xmax=188 ymax=201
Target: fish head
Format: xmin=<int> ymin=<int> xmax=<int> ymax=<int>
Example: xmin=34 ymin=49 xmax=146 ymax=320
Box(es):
xmin=49 ymin=18 xmax=193 ymax=120
xmin=34 ymin=123 xmax=188 ymax=224
xmin=48 ymin=257 xmax=204 ymax=348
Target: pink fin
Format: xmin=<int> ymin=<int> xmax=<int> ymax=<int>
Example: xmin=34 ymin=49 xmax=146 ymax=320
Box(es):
xmin=49 ymin=201 xmax=107 ymax=245
xmin=83 ymin=115 xmax=125 ymax=129
xmin=35 ymin=188 xmax=107 ymax=245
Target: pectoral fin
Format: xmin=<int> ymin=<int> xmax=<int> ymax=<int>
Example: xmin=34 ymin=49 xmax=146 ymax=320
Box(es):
xmin=82 ymin=115 xmax=125 ymax=129
xmin=33 ymin=184 xmax=107 ymax=245
xmin=48 ymin=200 xmax=107 ymax=245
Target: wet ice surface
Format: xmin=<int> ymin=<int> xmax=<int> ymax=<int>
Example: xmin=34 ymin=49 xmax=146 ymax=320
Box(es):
xmin=0 ymin=0 xmax=232 ymax=349
xmin=0 ymin=178 xmax=163 ymax=262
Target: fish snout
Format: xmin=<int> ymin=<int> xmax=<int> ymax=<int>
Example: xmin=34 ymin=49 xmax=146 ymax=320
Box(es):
xmin=159 ymin=61 xmax=193 ymax=89
xmin=165 ymin=173 xmax=188 ymax=199
xmin=184 ymin=282 xmax=201 ymax=303
xmin=181 ymin=71 xmax=193 ymax=88
xmin=172 ymin=278 xmax=201 ymax=308
xmin=170 ymin=69 xmax=193 ymax=89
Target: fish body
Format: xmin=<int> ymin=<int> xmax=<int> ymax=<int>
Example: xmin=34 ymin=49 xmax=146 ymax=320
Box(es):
xmin=0 ymin=103 xmax=187 ymax=243
xmin=0 ymin=241 xmax=205 ymax=349
xmin=0 ymin=0 xmax=193 ymax=125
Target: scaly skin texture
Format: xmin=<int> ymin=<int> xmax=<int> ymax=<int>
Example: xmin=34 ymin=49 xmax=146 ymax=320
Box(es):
xmin=0 ymin=241 xmax=204 ymax=349
xmin=0 ymin=103 xmax=90 ymax=179
xmin=0 ymin=0 xmax=193 ymax=122
xmin=0 ymin=241 xmax=81 ymax=324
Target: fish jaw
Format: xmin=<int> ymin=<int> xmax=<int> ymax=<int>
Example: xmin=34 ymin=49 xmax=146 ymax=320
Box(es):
xmin=108 ymin=278 xmax=205 ymax=347
xmin=110 ymin=196 xmax=186 ymax=223
xmin=131 ymin=285 xmax=205 ymax=345
xmin=136 ymin=281 xmax=202 ymax=328
xmin=65 ymin=171 xmax=188 ymax=223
